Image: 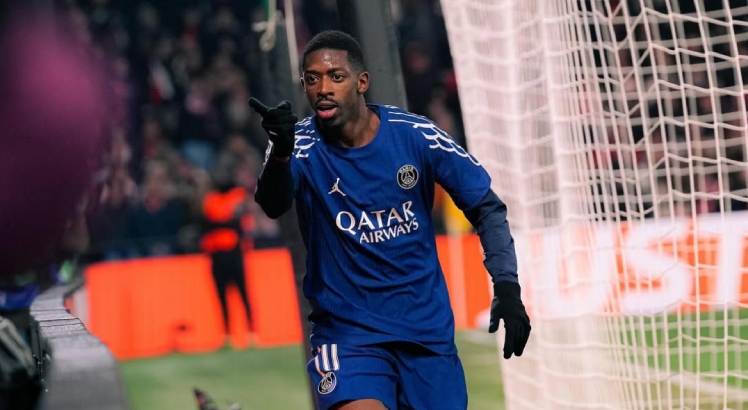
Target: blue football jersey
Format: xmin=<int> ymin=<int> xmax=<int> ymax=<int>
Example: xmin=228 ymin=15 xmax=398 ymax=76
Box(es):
xmin=288 ymin=105 xmax=491 ymax=355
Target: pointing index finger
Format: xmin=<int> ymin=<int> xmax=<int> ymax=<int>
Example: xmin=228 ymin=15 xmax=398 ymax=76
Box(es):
xmin=248 ymin=97 xmax=270 ymax=115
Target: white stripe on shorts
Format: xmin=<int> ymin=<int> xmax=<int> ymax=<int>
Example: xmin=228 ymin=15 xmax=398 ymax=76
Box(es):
xmin=331 ymin=344 xmax=340 ymax=371
xmin=321 ymin=344 xmax=330 ymax=372
xmin=314 ymin=354 xmax=322 ymax=375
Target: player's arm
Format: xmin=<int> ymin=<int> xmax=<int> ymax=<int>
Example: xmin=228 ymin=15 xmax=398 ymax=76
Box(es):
xmin=249 ymin=98 xmax=297 ymax=219
xmin=255 ymin=155 xmax=294 ymax=219
xmin=463 ymin=189 xmax=517 ymax=284
xmin=463 ymin=191 xmax=530 ymax=359
xmin=420 ymin=122 xmax=530 ymax=359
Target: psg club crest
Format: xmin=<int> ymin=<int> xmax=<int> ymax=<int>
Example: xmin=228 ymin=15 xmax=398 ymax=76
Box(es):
xmin=318 ymin=371 xmax=337 ymax=395
xmin=397 ymin=164 xmax=419 ymax=189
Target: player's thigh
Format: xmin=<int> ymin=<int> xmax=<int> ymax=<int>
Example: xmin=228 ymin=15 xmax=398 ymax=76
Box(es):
xmin=306 ymin=343 xmax=397 ymax=410
xmin=394 ymin=346 xmax=468 ymax=410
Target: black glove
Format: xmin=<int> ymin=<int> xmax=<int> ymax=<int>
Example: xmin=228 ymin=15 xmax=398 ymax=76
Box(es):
xmin=489 ymin=281 xmax=531 ymax=359
xmin=248 ymin=97 xmax=298 ymax=158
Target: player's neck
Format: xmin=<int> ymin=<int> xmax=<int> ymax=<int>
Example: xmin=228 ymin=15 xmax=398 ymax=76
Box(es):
xmin=325 ymin=104 xmax=379 ymax=149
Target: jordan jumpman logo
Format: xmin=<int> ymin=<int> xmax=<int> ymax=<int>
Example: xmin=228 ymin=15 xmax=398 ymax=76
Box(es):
xmin=328 ymin=178 xmax=347 ymax=196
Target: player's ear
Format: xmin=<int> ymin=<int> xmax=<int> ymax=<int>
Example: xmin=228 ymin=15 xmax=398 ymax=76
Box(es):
xmin=357 ymin=71 xmax=369 ymax=94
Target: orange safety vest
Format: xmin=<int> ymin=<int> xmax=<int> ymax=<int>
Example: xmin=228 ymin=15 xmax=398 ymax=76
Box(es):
xmin=200 ymin=187 xmax=249 ymax=253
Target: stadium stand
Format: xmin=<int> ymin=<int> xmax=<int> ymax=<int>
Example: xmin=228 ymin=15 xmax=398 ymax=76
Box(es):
xmin=0 ymin=1 xmax=475 ymax=408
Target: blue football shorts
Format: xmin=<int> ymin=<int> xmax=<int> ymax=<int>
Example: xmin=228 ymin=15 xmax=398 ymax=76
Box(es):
xmin=306 ymin=341 xmax=467 ymax=409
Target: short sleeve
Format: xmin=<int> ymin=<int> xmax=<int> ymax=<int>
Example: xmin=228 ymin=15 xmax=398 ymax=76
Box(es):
xmin=422 ymin=125 xmax=491 ymax=210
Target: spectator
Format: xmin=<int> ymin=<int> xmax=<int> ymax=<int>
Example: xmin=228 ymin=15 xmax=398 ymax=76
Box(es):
xmin=127 ymin=161 xmax=188 ymax=256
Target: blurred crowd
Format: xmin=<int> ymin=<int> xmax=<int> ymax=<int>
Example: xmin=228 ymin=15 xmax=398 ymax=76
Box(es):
xmin=63 ymin=0 xmax=464 ymax=261
xmin=587 ymin=1 xmax=748 ymax=219
xmin=60 ymin=0 xmax=748 ymax=261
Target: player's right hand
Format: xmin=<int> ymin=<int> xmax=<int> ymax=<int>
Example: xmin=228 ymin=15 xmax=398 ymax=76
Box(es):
xmin=248 ymin=97 xmax=298 ymax=158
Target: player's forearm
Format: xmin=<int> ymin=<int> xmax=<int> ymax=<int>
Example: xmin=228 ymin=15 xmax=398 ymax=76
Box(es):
xmin=255 ymin=156 xmax=294 ymax=219
xmin=463 ymin=189 xmax=518 ymax=284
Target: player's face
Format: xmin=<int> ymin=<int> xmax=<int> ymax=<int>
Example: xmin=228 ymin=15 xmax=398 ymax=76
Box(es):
xmin=302 ymin=48 xmax=369 ymax=127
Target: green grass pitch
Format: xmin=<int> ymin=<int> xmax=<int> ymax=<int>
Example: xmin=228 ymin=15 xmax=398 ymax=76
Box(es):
xmin=633 ymin=308 xmax=748 ymax=390
xmin=121 ymin=310 xmax=748 ymax=410
xmin=120 ymin=331 xmax=506 ymax=410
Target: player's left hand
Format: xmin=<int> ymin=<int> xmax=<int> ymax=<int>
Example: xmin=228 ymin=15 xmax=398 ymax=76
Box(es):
xmin=489 ymin=281 xmax=531 ymax=359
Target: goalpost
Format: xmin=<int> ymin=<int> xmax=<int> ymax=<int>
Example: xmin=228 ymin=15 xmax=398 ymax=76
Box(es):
xmin=440 ymin=0 xmax=748 ymax=409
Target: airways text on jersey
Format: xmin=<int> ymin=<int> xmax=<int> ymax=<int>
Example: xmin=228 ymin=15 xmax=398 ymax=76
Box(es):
xmin=335 ymin=201 xmax=420 ymax=244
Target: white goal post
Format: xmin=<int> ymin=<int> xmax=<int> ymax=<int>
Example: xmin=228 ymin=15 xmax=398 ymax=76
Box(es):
xmin=440 ymin=0 xmax=748 ymax=409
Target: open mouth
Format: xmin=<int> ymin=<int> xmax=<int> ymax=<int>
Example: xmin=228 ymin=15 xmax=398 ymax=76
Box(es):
xmin=316 ymin=102 xmax=338 ymax=120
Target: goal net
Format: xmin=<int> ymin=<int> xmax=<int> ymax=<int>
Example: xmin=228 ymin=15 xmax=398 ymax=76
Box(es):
xmin=440 ymin=0 xmax=748 ymax=408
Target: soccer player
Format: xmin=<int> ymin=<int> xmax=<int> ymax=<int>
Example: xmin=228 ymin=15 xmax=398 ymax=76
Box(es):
xmin=250 ymin=30 xmax=530 ymax=410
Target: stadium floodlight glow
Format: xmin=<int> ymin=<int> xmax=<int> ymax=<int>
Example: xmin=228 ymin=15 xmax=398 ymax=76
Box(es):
xmin=441 ymin=0 xmax=748 ymax=408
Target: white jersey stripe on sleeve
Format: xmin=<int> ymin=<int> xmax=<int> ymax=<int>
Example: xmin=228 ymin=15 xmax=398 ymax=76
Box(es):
xmin=388 ymin=110 xmax=481 ymax=166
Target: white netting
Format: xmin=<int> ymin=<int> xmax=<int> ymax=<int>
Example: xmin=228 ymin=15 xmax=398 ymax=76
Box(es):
xmin=441 ymin=0 xmax=748 ymax=408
